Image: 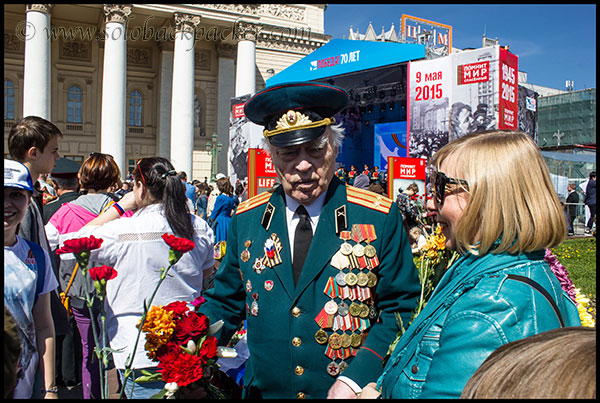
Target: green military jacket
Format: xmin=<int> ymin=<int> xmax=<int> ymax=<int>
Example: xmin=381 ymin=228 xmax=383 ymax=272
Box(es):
xmin=200 ymin=177 xmax=420 ymax=398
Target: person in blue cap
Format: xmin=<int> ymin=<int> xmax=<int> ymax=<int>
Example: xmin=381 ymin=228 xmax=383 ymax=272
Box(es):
xmin=199 ymin=82 xmax=420 ymax=399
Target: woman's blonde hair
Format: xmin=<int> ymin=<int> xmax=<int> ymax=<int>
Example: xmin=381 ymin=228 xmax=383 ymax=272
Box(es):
xmin=430 ymin=130 xmax=566 ymax=255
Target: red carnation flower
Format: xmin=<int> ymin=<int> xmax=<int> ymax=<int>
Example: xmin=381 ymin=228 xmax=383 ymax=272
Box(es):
xmin=157 ymin=351 xmax=204 ymax=386
xmin=198 ymin=336 xmax=218 ymax=361
xmin=155 ymin=341 xmax=181 ymax=363
xmin=56 ymin=235 xmax=103 ymax=255
xmin=165 ymin=301 xmax=189 ymax=318
xmin=162 ymin=233 xmax=195 ymax=253
xmin=172 ymin=312 xmax=209 ymax=345
xmin=88 ymin=265 xmax=118 ymax=282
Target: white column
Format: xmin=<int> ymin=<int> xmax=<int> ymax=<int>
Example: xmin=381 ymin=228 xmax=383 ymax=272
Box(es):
xmin=170 ymin=13 xmax=201 ymax=177
xmin=216 ymin=43 xmax=236 ymax=176
xmin=158 ymin=41 xmax=174 ymax=159
xmin=100 ymin=5 xmax=132 ymax=179
xmin=235 ymin=22 xmax=258 ymax=97
xmin=23 ymin=4 xmax=52 ymax=119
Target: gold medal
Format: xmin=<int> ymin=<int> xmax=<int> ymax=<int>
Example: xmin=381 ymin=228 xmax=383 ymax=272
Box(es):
xmin=359 ymin=303 xmax=370 ymax=319
xmin=352 ymin=243 xmax=365 ymax=257
xmin=341 ymin=333 xmax=351 ymax=348
xmin=349 ymin=302 xmax=362 ymax=317
xmin=357 ymin=272 xmax=368 ymax=287
xmin=350 ymin=332 xmax=362 ymax=348
xmin=340 ymin=242 xmax=353 ymax=256
xmin=344 ymin=272 xmax=358 ymax=286
xmin=329 ymin=333 xmax=342 ymax=349
xmin=315 ymin=329 xmax=328 ymax=344
xmin=366 ymin=271 xmax=378 ymax=288
xmin=339 ymin=361 xmax=348 ymax=374
xmin=364 ymin=244 xmax=376 ymax=258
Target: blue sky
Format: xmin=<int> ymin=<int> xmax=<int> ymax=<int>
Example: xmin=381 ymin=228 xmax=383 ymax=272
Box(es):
xmin=324 ymin=4 xmax=596 ymax=91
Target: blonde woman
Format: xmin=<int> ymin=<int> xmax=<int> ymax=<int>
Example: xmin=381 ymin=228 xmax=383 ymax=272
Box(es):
xmin=361 ymin=130 xmax=581 ymax=399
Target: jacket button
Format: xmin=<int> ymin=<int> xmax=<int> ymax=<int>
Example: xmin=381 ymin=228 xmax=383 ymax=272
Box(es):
xmin=295 ymin=366 xmax=304 ymax=376
xmin=291 ymin=306 xmax=301 ymax=317
xmin=411 ymin=365 xmax=418 ymax=374
xmin=292 ymin=337 xmax=302 ymax=347
xmin=296 ymin=392 xmax=305 ymax=399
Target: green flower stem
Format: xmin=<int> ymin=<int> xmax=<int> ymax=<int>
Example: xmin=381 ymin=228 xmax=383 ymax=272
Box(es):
xmin=80 ymin=261 xmax=107 ymax=399
xmin=415 ymin=259 xmax=429 ymax=317
xmin=118 ymin=263 xmax=175 ymax=399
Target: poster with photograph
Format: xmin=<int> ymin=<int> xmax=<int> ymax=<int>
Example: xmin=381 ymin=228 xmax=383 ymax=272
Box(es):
xmin=387 ymin=156 xmax=427 ymax=200
xmin=518 ymin=85 xmax=538 ymax=141
xmin=449 ymin=46 xmax=498 ymax=141
xmin=228 ymin=94 xmax=264 ymax=185
xmin=407 ymin=56 xmax=452 ymax=161
xmin=373 ymin=121 xmax=408 ymax=171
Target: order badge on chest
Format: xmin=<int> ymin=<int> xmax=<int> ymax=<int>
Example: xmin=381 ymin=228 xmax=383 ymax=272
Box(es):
xmin=314 ymin=224 xmax=380 ymax=377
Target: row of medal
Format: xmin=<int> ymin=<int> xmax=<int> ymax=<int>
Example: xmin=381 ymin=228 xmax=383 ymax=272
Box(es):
xmin=314 ymin=224 xmax=380 ymax=377
xmin=240 ymin=234 xmax=283 ymax=317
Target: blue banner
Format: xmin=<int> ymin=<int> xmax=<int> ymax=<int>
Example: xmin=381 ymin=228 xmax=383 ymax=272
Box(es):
xmin=374 ymin=121 xmax=408 ymax=170
xmin=267 ymin=39 xmax=425 ymax=86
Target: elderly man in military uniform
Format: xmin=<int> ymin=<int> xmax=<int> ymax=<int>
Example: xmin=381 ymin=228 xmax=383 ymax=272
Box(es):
xmin=199 ymin=82 xmax=420 ymax=399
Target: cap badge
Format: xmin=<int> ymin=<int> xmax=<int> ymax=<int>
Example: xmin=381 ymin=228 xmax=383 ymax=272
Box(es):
xmin=277 ymin=110 xmax=311 ymax=131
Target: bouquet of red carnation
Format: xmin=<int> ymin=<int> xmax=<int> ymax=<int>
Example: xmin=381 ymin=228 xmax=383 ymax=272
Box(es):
xmin=138 ymin=301 xmax=237 ymax=399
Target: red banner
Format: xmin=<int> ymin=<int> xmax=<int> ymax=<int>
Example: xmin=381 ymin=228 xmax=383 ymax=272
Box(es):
xmin=498 ymin=48 xmax=518 ymax=130
xmin=233 ymin=103 xmax=246 ymax=119
xmin=457 ymin=61 xmax=489 ymax=85
xmin=247 ymin=148 xmax=278 ymax=198
xmin=387 ymin=156 xmax=427 ymax=199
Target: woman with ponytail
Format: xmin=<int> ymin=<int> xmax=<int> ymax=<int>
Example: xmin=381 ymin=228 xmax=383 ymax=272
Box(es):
xmin=59 ymin=157 xmax=215 ymax=398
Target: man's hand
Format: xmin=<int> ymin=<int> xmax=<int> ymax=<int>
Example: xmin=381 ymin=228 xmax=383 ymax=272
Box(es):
xmin=357 ymin=382 xmax=381 ymax=399
xmin=327 ymin=379 xmax=358 ymax=399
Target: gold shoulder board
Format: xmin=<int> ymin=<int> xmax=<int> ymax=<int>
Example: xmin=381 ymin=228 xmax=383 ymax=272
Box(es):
xmin=346 ymin=186 xmax=393 ymax=214
xmin=236 ymin=191 xmax=272 ymax=215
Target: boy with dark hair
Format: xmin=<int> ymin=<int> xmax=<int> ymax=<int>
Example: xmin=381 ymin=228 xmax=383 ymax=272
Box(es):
xmin=7 ymin=116 xmax=68 ymax=397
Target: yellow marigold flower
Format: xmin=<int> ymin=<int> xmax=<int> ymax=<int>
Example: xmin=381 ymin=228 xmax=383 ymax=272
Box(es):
xmin=138 ymin=305 xmax=176 ymax=345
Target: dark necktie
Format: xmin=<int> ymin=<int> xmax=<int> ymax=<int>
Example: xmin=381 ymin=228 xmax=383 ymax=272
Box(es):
xmin=293 ymin=205 xmax=312 ymax=285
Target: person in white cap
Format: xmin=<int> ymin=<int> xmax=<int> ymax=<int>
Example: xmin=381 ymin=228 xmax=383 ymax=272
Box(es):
xmin=4 ymin=159 xmax=59 ymax=399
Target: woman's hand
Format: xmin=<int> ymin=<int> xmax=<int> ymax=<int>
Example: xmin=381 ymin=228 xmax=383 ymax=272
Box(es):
xmin=117 ymin=190 xmax=138 ymax=211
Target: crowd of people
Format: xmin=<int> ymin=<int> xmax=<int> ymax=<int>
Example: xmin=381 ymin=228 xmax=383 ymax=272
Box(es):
xmin=335 ymin=163 xmax=387 ymax=195
xmin=4 ymin=80 xmax=596 ymax=401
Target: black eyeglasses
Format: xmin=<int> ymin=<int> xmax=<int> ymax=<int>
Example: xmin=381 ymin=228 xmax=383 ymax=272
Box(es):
xmin=429 ymin=169 xmax=469 ymax=205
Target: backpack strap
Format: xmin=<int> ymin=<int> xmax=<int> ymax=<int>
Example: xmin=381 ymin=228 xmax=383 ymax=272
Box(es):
xmin=24 ymin=239 xmax=46 ymax=304
xmin=506 ymin=274 xmax=565 ymax=328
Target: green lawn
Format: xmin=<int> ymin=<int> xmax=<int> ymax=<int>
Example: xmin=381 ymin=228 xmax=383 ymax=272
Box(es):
xmin=413 ymin=236 xmax=597 ymax=303
xmin=551 ymin=237 xmax=596 ymax=299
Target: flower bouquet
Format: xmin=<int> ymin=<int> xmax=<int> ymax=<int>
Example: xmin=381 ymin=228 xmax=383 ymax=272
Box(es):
xmin=137 ymin=301 xmax=239 ymax=399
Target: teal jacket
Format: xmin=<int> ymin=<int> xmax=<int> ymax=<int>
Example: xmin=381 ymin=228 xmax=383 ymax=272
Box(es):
xmin=377 ymin=249 xmax=581 ymax=398
xmin=200 ymin=178 xmax=420 ymax=398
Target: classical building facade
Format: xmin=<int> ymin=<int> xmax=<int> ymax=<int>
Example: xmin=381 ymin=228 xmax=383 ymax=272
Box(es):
xmin=4 ymin=4 xmax=329 ymax=179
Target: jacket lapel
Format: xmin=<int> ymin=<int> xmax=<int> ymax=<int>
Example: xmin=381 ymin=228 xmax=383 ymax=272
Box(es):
xmin=263 ymin=187 xmax=296 ymax=299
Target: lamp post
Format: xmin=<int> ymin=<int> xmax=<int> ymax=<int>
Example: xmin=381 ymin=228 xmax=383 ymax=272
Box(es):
xmin=205 ymin=132 xmax=222 ymax=182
